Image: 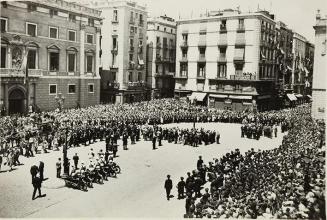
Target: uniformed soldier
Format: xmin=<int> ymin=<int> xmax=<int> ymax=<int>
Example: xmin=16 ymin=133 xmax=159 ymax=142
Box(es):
xmin=177 ymin=177 xmax=186 ymax=199
xmin=164 ymin=175 xmax=173 ymax=200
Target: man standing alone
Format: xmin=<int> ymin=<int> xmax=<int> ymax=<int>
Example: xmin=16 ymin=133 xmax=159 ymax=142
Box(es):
xmin=73 ymin=153 xmax=79 ymax=169
xmin=164 ymin=175 xmax=173 ymax=200
xmin=56 ymin=158 xmax=61 ymax=178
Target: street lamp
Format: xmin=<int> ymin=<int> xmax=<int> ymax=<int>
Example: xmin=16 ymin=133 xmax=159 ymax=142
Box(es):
xmin=62 ymin=116 xmax=69 ymax=178
xmin=55 ymin=93 xmax=65 ymax=112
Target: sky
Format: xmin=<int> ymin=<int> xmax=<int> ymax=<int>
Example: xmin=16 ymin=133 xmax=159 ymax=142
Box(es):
xmin=136 ymin=0 xmax=327 ymax=43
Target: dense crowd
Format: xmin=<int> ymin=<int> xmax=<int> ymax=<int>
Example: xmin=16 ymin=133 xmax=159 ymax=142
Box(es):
xmin=181 ymin=105 xmax=325 ymax=219
xmin=0 ymin=98 xmax=293 ymax=171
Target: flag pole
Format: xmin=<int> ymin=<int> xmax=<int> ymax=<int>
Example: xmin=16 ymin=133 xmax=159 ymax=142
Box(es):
xmin=24 ymin=50 xmax=29 ymax=115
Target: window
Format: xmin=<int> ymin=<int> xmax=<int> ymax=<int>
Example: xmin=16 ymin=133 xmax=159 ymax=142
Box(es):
xmin=1 ymin=47 xmax=6 ymax=68
xmin=49 ymin=52 xmax=59 ymax=71
xmin=113 ymin=9 xmax=118 ymax=22
xmin=69 ymin=14 xmax=76 ymax=22
xmin=128 ymin=72 xmax=132 ymax=82
xmin=112 ymin=37 xmax=117 ymax=49
xmin=49 ymin=26 xmax=58 ymax=39
xmin=68 ymin=84 xmax=76 ymax=94
xmin=238 ymin=19 xmax=244 ymax=29
xmin=155 ymin=65 xmax=159 ymax=73
xmin=27 ymin=4 xmax=37 ymax=12
xmin=86 ymin=55 xmax=93 ymax=72
xmin=139 ymin=14 xmax=143 ymax=25
xmin=180 ymin=63 xmax=188 ymax=76
xmin=219 ymin=47 xmax=227 ymax=60
xmin=86 ymin=34 xmax=93 ymax=44
xmin=88 ymin=84 xmax=94 ymax=93
xmin=27 ymin=50 xmax=36 ymax=69
xmin=182 ymin=49 xmax=187 ymax=58
xmin=130 ymin=11 xmax=134 ymax=22
xmin=182 ymin=34 xmax=188 ymax=43
xmin=49 ymin=84 xmax=57 ymax=95
xmin=129 ymin=53 xmax=133 ymax=62
xmin=138 ymin=72 xmax=142 ymax=81
xmin=171 ymin=29 xmax=173 ymax=33
xmin=0 ymin=17 xmax=7 ymax=32
xmin=88 ymin=18 xmax=94 ymax=27
xmin=164 ymin=27 xmax=166 ymax=32
xmin=26 ymin=22 xmax=37 ymax=37
xmin=163 ymin=37 xmax=168 ymax=48
xmin=50 ymin=9 xmax=58 ymax=17
xmin=221 ymin=20 xmax=227 ymax=30
xmin=198 ymin=63 xmax=205 ymax=77
xmin=129 ymin=38 xmax=134 ymax=48
xmin=68 ymin=30 xmax=76 ymax=41
xmin=68 ymin=53 xmax=75 ymax=72
xmin=218 ymin=63 xmax=227 ymax=78
xmin=156 ymin=36 xmax=160 ymax=44
xmin=234 ymin=63 xmax=244 ymax=76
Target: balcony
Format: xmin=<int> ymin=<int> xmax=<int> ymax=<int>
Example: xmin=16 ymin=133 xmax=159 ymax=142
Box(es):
xmin=197 ymin=74 xmax=206 ymax=80
xmin=180 ymin=41 xmax=188 ymax=48
xmin=111 ymin=47 xmax=118 ymax=54
xmin=139 ymin=20 xmax=144 ymax=27
xmin=217 ymin=55 xmax=227 ymax=63
xmin=129 ymin=19 xmax=135 ymax=25
xmin=107 ymin=82 xmax=120 ymax=89
xmin=175 ymin=74 xmax=188 ymax=79
xmin=156 ymin=42 xmax=161 ymax=49
xmin=230 ymin=74 xmax=257 ymax=80
xmin=126 ymin=81 xmax=146 ymax=90
xmin=128 ymin=61 xmax=135 ymax=69
xmin=219 ymin=25 xmax=227 ymax=33
xmin=109 ymin=65 xmax=118 ymax=70
xmin=129 ymin=46 xmax=134 ymax=52
xmin=198 ymin=54 xmax=206 ymax=62
xmin=236 ymin=25 xmax=245 ymax=33
xmin=0 ymin=68 xmax=43 ymax=77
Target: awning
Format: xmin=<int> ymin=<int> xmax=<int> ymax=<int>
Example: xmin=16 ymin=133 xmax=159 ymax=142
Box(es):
xmin=189 ymin=92 xmax=207 ymax=101
xmin=209 ymin=94 xmax=228 ymax=99
xmin=286 ymin=93 xmax=297 ymax=101
xmin=307 ymin=95 xmax=312 ymax=99
xmin=295 ymin=94 xmax=303 ymax=98
xmin=229 ymin=95 xmax=252 ymax=100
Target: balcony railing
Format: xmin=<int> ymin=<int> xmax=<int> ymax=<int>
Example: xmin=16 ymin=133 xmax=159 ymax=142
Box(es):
xmin=0 ymin=68 xmax=43 ymax=77
xmin=126 ymin=81 xmax=146 ymax=89
xmin=198 ymin=54 xmax=206 ymax=62
xmin=107 ymin=82 xmax=120 ymax=89
xmin=230 ymin=74 xmax=257 ymax=80
xmin=217 ymin=55 xmax=227 ymax=62
xmin=237 ymin=25 xmax=245 ymax=32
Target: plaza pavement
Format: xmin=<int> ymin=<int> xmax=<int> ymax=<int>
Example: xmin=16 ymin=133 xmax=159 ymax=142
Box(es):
xmin=0 ymin=122 xmax=285 ymax=218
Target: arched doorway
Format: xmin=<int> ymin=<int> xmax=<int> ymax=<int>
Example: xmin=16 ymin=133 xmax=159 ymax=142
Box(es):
xmin=9 ymin=89 xmax=25 ymax=115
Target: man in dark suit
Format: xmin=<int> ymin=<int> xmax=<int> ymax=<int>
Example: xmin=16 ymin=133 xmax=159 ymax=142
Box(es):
xmin=39 ymin=161 xmax=44 ymax=181
xmin=164 ymin=175 xmax=173 ymax=200
xmin=32 ymin=174 xmax=45 ymax=200
xmin=30 ymin=165 xmax=39 ymax=181
xmin=177 ymin=177 xmax=186 ymax=199
xmin=56 ymin=158 xmax=61 ymax=178
xmin=152 ymin=134 xmax=157 ymax=150
xmin=73 ymin=153 xmax=79 ymax=168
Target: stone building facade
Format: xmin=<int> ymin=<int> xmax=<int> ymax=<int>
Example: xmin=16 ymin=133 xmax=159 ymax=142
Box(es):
xmin=175 ymin=9 xmax=279 ymax=111
xmin=146 ymin=15 xmax=176 ymax=99
xmin=312 ymin=10 xmax=326 ymax=120
xmin=0 ymin=0 xmax=102 ymax=114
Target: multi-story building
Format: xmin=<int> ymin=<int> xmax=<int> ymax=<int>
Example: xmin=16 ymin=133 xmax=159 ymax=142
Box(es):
xmin=146 ymin=15 xmax=176 ymax=98
xmin=275 ymin=21 xmax=294 ymax=107
xmin=90 ymin=0 xmax=148 ymax=104
xmin=304 ymin=41 xmax=314 ymax=97
xmin=0 ymin=0 xmax=102 ymax=114
xmin=175 ymin=9 xmax=279 ymax=111
xmin=291 ymin=32 xmax=307 ymax=100
xmin=312 ymin=10 xmax=326 ymax=120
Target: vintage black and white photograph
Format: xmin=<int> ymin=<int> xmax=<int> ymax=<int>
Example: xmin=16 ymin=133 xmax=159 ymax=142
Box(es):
xmin=0 ymin=0 xmax=326 ymax=219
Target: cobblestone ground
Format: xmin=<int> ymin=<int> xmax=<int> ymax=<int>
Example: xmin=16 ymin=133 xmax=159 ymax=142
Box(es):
xmin=0 ymin=122 xmax=284 ymax=218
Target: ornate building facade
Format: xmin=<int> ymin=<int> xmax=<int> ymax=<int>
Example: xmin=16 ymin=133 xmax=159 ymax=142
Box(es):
xmin=0 ymin=0 xmax=102 ymax=114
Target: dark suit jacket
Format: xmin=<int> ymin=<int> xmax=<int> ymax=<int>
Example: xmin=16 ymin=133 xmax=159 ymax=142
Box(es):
xmin=165 ymin=179 xmax=172 ymax=190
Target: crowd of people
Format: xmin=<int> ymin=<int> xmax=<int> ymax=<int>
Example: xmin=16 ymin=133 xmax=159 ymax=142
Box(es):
xmin=0 ymin=98 xmax=294 ymax=172
xmin=180 ymin=105 xmax=325 ymax=219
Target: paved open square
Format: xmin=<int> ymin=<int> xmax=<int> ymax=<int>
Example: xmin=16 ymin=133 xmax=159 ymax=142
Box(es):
xmin=0 ymin=122 xmax=284 ymax=218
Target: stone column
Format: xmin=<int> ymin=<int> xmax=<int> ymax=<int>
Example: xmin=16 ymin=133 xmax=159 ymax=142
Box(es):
xmin=7 ymin=47 xmax=12 ymax=68
xmin=95 ymin=27 xmax=101 ymax=77
xmin=80 ymin=24 xmax=86 ymax=75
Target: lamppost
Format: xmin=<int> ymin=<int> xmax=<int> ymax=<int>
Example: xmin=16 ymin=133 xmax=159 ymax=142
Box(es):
xmin=55 ymin=93 xmax=65 ymax=112
xmin=62 ymin=117 xmax=69 ymax=178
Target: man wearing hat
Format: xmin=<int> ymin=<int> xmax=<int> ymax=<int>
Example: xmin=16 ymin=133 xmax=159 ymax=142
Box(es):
xmin=177 ymin=177 xmax=186 ymax=199
xmin=164 ymin=174 xmax=173 ymax=200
